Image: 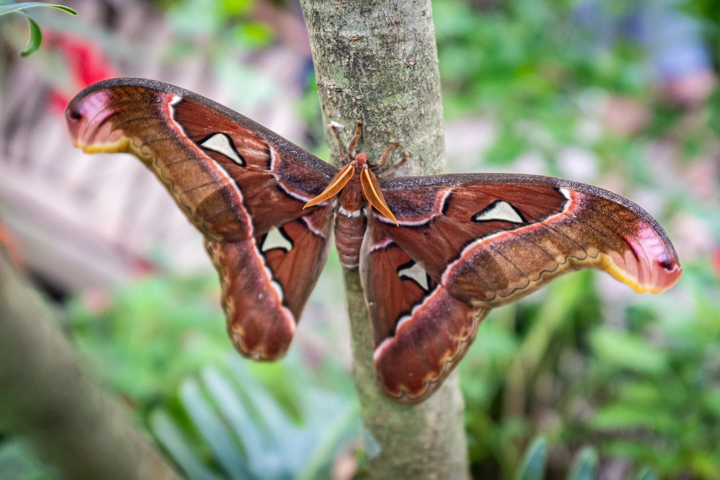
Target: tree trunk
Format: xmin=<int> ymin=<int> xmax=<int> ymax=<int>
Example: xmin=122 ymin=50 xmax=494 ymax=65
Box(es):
xmin=0 ymin=248 xmax=180 ymax=480
xmin=298 ymin=1 xmax=470 ymax=478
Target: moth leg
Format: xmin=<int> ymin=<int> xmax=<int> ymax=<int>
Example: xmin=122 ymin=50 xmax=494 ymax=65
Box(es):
xmin=329 ymin=122 xmax=351 ymax=164
xmin=377 ymin=150 xmax=411 ymax=178
xmin=346 ymin=120 xmax=364 ymax=158
xmin=373 ymin=141 xmax=402 ymax=171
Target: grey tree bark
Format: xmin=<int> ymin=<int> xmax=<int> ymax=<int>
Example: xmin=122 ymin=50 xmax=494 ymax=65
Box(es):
xmin=298 ymin=1 xmax=470 ymax=478
xmin=0 ymin=248 xmax=180 ymax=480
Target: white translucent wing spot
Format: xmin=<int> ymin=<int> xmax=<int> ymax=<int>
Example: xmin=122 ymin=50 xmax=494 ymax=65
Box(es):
xmin=398 ymin=262 xmax=429 ymax=292
xmin=473 ymin=201 xmax=524 ymax=224
xmin=201 ymin=133 xmax=245 ymax=166
xmin=262 ymin=227 xmax=293 ymax=253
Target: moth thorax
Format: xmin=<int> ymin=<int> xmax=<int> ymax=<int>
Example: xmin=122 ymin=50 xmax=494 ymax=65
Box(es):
xmin=338 ymin=178 xmax=364 ymax=212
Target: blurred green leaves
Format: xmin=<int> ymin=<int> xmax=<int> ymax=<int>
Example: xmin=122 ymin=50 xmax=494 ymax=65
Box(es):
xmin=66 ymin=275 xmax=231 ymax=410
xmin=515 ymin=437 xmax=546 ymax=480
xmin=589 ymin=328 xmax=668 ymax=375
xmin=151 ymin=360 xmax=358 ymax=479
xmin=64 ymin=274 xmax=359 ymax=479
xmin=165 ymin=0 xmax=272 ymax=49
xmin=459 ymin=245 xmax=720 ymax=477
xmin=435 ymin=0 xmax=660 ymax=182
xmin=514 ymin=440 xmax=602 ymax=480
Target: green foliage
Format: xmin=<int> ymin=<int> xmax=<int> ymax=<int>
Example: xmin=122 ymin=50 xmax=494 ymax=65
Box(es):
xmin=586 ymin=278 xmax=720 ymax=477
xmin=683 ymin=0 xmax=720 ymax=66
xmin=514 ymin=439 xmax=603 ymax=480
xmin=435 ymin=0 xmax=658 ymax=181
xmin=588 ymin=327 xmax=669 ymax=375
xmin=513 ymin=440 xmax=630 ymax=480
xmin=0 ymin=1 xmax=76 ymax=56
xmin=515 ymin=437 xmax=547 ymax=480
xmin=566 ymin=447 xmax=598 ymax=480
xmin=66 ymin=275 xmax=232 ymax=412
xmin=151 ymin=359 xmax=358 ymax=479
xmin=62 ymin=274 xmax=359 ymax=479
xmin=0 ymin=439 xmax=57 ymax=480
xmin=164 ymin=0 xmax=272 ymax=52
xmin=460 ymin=263 xmax=720 ymax=478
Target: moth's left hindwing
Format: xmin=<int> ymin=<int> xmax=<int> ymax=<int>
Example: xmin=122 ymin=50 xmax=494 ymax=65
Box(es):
xmin=360 ymin=222 xmax=488 ymax=403
xmin=66 ymin=78 xmax=337 ymax=359
xmin=207 ymin=208 xmax=334 ymax=360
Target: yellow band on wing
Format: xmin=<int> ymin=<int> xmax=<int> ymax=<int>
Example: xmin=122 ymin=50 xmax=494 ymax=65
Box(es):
xmin=78 ymin=136 xmax=132 ymax=154
xmin=600 ymin=253 xmax=680 ymax=294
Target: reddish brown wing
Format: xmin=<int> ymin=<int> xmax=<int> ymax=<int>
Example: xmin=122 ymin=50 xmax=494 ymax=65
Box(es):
xmin=360 ymin=222 xmax=488 ymax=403
xmin=66 ymin=78 xmax=337 ymax=360
xmin=66 ymin=78 xmax=336 ymax=241
xmin=377 ymin=173 xmax=681 ymax=305
xmin=363 ymin=173 xmax=681 ymax=401
xmin=207 ymin=208 xmax=334 ymax=360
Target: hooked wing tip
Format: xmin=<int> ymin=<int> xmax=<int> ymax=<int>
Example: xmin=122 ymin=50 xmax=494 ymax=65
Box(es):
xmin=602 ymin=242 xmax=682 ymax=295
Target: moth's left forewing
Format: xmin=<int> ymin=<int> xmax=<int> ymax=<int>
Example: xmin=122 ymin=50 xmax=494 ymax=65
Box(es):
xmin=377 ymin=174 xmax=682 ymax=309
xmin=170 ymin=95 xmax=336 ymax=225
xmin=66 ymin=79 xmax=337 ymax=241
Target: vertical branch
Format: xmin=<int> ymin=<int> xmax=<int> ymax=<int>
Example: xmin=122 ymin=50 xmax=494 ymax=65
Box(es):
xmin=299 ymin=1 xmax=470 ymax=478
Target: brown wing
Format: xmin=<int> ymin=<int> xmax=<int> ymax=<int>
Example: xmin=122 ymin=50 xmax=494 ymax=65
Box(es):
xmin=376 ymin=173 xmax=682 ymax=308
xmin=360 ymin=173 xmax=680 ymax=402
xmin=360 ymin=221 xmax=488 ymax=403
xmin=66 ymin=77 xmax=337 ymax=242
xmin=208 ymin=208 xmax=333 ymax=360
xmin=66 ymin=78 xmax=337 ymax=359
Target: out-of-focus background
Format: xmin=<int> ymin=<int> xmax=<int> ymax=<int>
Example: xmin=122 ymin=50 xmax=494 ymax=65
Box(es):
xmin=1 ymin=0 xmax=719 ymax=478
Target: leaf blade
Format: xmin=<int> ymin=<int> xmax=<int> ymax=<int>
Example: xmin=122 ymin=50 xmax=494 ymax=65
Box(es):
xmin=0 ymin=3 xmax=77 ymax=16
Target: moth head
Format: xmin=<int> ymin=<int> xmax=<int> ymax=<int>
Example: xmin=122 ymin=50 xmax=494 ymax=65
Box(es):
xmin=354 ymin=151 xmax=368 ymax=165
xmin=304 ymin=121 xmax=401 ymax=225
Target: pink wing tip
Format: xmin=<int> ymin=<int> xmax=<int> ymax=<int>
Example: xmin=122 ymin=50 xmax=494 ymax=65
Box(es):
xmin=65 ymin=89 xmax=124 ymax=149
xmin=652 ymin=255 xmax=682 ymax=292
xmin=608 ymin=231 xmax=682 ymax=294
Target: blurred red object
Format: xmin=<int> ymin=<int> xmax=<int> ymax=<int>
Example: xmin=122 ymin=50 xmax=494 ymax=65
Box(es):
xmin=0 ymin=221 xmax=25 ymax=271
xmin=45 ymin=32 xmax=118 ymax=114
